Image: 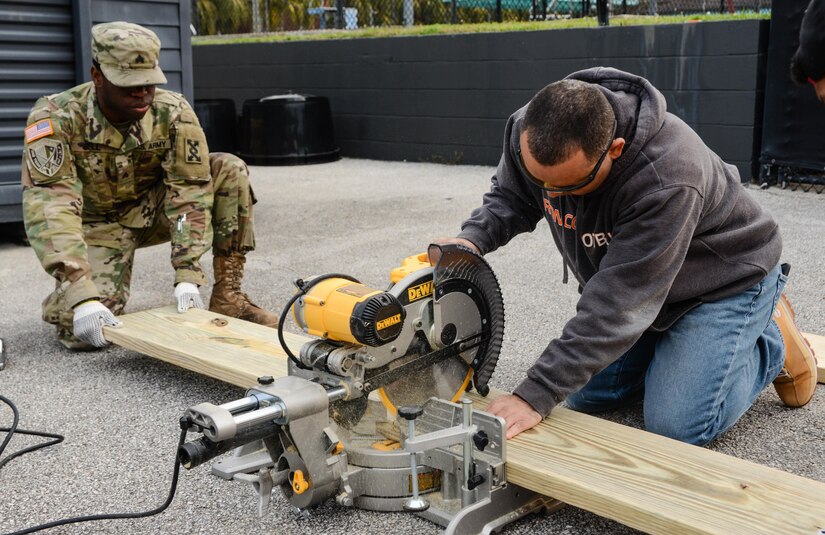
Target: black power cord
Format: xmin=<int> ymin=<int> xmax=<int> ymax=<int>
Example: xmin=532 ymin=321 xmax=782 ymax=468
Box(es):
xmin=0 ymin=395 xmax=189 ymax=535
xmin=0 ymin=395 xmax=64 ymax=472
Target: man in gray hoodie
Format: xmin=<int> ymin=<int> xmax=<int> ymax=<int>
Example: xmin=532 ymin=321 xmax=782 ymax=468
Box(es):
xmin=440 ymin=67 xmax=817 ymax=446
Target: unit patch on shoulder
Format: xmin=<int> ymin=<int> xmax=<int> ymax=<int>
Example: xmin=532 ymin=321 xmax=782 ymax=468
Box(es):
xmin=27 ymin=139 xmax=64 ymax=177
xmin=185 ymin=138 xmax=202 ymax=163
xmin=24 ymin=119 xmax=54 ymax=144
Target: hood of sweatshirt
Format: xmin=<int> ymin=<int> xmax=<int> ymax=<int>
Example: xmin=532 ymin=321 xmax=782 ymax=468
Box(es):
xmin=567 ymin=67 xmax=666 ymax=183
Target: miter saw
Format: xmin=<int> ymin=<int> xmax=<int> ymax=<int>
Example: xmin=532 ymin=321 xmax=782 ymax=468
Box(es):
xmin=178 ymin=244 xmax=560 ymax=533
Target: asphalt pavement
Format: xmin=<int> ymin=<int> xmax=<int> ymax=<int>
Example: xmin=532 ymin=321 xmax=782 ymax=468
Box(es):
xmin=0 ymin=158 xmax=823 ymax=534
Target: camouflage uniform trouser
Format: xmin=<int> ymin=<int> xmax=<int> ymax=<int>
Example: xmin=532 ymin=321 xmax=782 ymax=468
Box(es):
xmin=44 ymin=153 xmax=256 ymax=348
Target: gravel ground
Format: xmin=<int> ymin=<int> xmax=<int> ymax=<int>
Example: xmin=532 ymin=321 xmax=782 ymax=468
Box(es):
xmin=0 ymin=158 xmax=823 ymax=535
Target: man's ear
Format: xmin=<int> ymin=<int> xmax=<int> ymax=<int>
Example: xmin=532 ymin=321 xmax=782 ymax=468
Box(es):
xmin=609 ymin=137 xmax=626 ymax=159
xmin=814 ymin=77 xmax=825 ymax=104
xmin=91 ymin=66 xmax=103 ymax=88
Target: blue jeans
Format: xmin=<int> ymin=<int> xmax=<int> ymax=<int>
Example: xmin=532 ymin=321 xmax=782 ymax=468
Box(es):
xmin=566 ymin=264 xmax=787 ymax=446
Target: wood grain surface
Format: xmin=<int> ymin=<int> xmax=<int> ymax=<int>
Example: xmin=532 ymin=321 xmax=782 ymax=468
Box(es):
xmin=105 ymin=307 xmax=825 ymax=535
xmin=104 ymin=306 xmax=298 ymax=385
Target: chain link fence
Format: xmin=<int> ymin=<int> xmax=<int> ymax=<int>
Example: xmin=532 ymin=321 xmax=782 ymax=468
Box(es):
xmin=192 ymin=0 xmax=769 ymax=34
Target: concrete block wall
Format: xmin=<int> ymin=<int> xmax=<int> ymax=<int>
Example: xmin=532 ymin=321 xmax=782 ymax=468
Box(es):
xmin=193 ymin=20 xmax=768 ymax=180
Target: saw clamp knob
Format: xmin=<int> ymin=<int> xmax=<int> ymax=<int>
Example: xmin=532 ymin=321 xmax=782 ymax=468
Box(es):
xmin=472 ymin=430 xmax=490 ymax=452
xmin=398 ymin=406 xmax=424 ymax=421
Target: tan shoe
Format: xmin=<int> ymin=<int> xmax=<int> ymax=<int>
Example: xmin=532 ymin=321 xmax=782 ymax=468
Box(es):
xmin=772 ymin=294 xmax=817 ymax=407
xmin=209 ymin=253 xmax=279 ymax=328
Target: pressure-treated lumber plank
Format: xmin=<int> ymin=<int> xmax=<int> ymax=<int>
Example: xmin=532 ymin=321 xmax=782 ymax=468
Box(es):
xmin=104 ymin=306 xmax=298 ymax=385
xmin=805 ymin=332 xmax=825 ymax=383
xmin=105 ymin=307 xmax=825 ymax=535
xmin=468 ymin=394 xmax=825 ymax=535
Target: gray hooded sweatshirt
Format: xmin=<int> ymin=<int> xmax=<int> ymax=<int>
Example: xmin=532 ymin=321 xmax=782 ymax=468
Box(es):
xmin=457 ymin=67 xmax=782 ymax=416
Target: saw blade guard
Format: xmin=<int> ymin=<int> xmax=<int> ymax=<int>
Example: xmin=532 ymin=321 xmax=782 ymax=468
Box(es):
xmin=429 ymin=243 xmax=505 ymax=395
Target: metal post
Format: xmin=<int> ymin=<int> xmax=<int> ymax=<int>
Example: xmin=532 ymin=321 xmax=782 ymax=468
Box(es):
xmin=336 ymin=0 xmax=345 ymax=29
xmin=461 ymin=399 xmax=473 ymax=500
xmin=596 ymin=0 xmax=608 ymax=25
xmin=251 ymin=0 xmax=262 ymax=33
xmin=451 ymin=0 xmax=457 ymax=24
xmin=404 ymin=0 xmax=414 ymax=26
xmin=190 ymin=0 xmax=200 ymax=35
xmin=407 ymin=419 xmax=422 ymax=497
xmin=648 ymin=0 xmax=656 ymax=16
xmin=542 ymin=0 xmax=547 ymax=19
xmin=495 ymin=0 xmax=502 ymax=22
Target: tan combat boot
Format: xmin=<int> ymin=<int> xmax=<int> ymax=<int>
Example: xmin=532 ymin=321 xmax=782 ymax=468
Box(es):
xmin=772 ymin=294 xmax=817 ymax=407
xmin=210 ymin=253 xmax=279 ymax=327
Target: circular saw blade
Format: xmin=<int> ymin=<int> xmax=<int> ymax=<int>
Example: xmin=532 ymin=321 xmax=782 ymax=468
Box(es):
xmin=377 ymin=286 xmax=481 ymax=413
xmin=377 ymin=357 xmax=472 ymax=414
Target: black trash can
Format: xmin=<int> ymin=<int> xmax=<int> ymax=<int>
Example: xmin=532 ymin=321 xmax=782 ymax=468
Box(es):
xmin=194 ymin=98 xmax=238 ymax=154
xmin=239 ymin=94 xmax=340 ymax=165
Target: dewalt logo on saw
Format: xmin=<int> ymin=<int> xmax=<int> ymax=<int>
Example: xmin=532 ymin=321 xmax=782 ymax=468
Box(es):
xmin=407 ymin=281 xmax=433 ymax=303
xmin=376 ymin=314 xmax=402 ymax=331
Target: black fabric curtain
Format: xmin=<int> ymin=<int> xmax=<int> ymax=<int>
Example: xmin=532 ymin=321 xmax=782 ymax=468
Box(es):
xmin=760 ymin=0 xmax=825 ymax=179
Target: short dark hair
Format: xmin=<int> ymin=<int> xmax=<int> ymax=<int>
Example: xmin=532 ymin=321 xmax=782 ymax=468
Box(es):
xmin=92 ymin=60 xmax=111 ymax=84
xmin=790 ymin=0 xmax=825 ymax=85
xmin=523 ymin=79 xmax=615 ymax=166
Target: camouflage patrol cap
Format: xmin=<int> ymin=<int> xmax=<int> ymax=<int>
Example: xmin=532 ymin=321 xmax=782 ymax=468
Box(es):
xmin=91 ymin=21 xmax=167 ymax=87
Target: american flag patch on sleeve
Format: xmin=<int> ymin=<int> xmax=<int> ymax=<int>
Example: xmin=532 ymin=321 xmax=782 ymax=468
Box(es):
xmin=25 ymin=119 xmax=54 ymax=143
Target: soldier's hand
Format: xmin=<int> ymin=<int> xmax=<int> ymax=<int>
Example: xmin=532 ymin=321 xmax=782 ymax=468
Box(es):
xmin=427 ymin=238 xmax=480 ymax=265
xmin=174 ymin=282 xmax=205 ymax=313
xmin=72 ymin=300 xmax=122 ymax=347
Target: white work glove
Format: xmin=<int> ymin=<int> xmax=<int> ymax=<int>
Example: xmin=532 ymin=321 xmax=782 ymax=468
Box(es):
xmin=175 ymin=282 xmax=205 ymax=313
xmin=72 ymin=300 xmax=122 ymax=348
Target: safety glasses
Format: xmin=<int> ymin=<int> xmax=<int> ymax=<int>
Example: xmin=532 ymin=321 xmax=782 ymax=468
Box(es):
xmin=517 ymin=120 xmax=617 ymax=193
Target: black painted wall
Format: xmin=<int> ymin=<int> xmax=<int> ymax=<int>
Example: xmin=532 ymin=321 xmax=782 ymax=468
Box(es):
xmin=193 ymin=20 xmax=768 ymax=180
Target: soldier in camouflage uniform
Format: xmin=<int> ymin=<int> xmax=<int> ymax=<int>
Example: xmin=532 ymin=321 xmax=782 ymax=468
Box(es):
xmin=22 ymin=21 xmax=277 ymax=350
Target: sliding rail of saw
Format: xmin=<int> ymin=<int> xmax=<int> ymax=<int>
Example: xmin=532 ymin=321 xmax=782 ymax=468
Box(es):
xmin=104 ymin=306 xmax=825 ymax=534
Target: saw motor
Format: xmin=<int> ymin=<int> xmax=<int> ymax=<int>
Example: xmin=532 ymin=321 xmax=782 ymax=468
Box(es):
xmin=292 ymin=276 xmax=405 ymax=347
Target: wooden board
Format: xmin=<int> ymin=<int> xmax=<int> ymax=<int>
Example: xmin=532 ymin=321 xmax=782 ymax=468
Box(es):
xmin=105 ymin=307 xmax=825 ymax=535
xmin=104 ymin=306 xmax=299 ymax=385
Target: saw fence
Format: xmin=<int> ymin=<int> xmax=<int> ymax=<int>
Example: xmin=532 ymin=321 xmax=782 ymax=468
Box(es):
xmin=104 ymin=306 xmax=825 ymax=534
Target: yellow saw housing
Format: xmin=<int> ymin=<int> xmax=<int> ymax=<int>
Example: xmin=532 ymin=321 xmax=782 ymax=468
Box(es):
xmin=293 ymin=278 xmax=405 ymax=346
xmin=290 ymin=252 xmax=476 ymax=415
